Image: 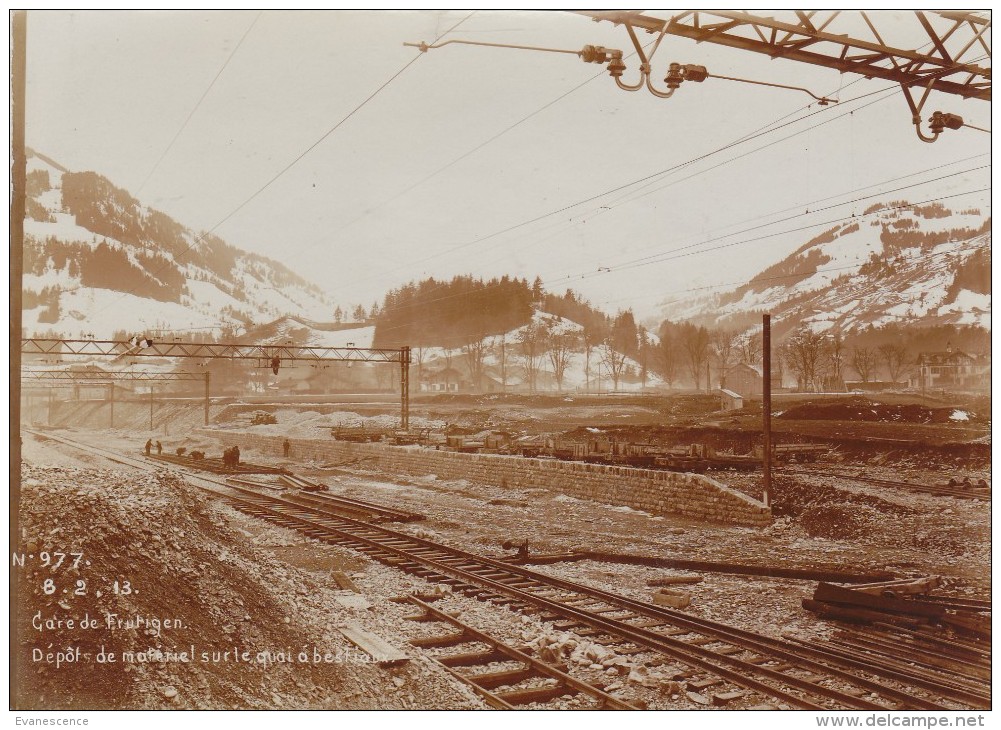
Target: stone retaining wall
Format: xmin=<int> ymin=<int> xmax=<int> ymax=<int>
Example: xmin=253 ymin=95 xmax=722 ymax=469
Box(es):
xmin=198 ymin=429 xmax=771 ymax=527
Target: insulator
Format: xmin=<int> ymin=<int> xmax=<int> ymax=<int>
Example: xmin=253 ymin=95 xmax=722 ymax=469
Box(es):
xmin=929 ymin=111 xmax=964 ymax=134
xmin=664 ymin=62 xmax=684 ymax=90
xmin=581 ymin=45 xmax=610 ymax=64
xmin=681 ymin=64 xmax=708 ymax=83
xmin=607 ymin=53 xmax=626 ymax=78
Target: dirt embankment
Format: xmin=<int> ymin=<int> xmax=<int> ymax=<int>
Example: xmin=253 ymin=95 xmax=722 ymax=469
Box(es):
xmin=15 ymin=464 xmax=473 ymax=710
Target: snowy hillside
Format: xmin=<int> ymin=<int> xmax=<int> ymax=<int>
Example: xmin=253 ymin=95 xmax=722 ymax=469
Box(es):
xmin=659 ymin=202 xmax=991 ymax=333
xmin=21 ymin=149 xmax=333 ymax=338
xmin=242 ymin=312 xmax=660 ymax=393
xmin=413 ymin=311 xmax=662 ymax=392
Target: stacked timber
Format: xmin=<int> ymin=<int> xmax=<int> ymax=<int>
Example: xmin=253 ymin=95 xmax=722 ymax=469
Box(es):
xmin=803 ymin=577 xmax=991 ymax=639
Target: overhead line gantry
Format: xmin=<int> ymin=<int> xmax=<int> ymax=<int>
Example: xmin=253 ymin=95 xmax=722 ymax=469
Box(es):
xmin=20 ymin=339 xmax=414 ymax=429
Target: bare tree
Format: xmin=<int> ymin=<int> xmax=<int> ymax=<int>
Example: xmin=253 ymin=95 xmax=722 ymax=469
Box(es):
xmin=636 ymin=327 xmax=651 ymax=388
xmin=710 ymin=328 xmax=740 ymax=389
xmin=851 ymin=346 xmax=878 ymax=384
xmin=657 ymin=330 xmax=680 ymax=388
xmin=599 ymin=340 xmax=628 ymax=391
xmin=461 ymin=335 xmax=488 ymax=392
xmin=441 ymin=347 xmax=454 ymax=390
xmin=581 ymin=323 xmax=604 ymax=393
xmin=783 ymin=329 xmax=828 ymax=392
xmin=826 ymin=333 xmax=846 ymax=391
xmin=738 ymin=332 xmax=762 ymax=367
xmin=544 ymin=318 xmax=579 ymax=393
xmin=517 ymin=323 xmax=545 ymax=393
xmin=878 ymin=342 xmax=910 ymax=384
xmin=680 ymin=323 xmax=710 ymax=391
xmin=492 ymin=334 xmax=509 ymax=392
xmin=413 ymin=346 xmax=427 ymax=386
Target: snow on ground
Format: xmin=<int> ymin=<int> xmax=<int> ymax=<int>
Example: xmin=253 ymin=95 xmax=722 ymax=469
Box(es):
xmin=309 ymin=325 xmax=376 ymax=349
xmin=24 ymin=286 xmax=227 ymax=337
xmin=25 ymin=212 xmax=100 ymax=245
xmin=412 ymin=311 xmax=663 ymax=391
xmin=938 ymin=289 xmax=992 ymax=327
xmin=183 ymin=279 xmax=247 ymax=312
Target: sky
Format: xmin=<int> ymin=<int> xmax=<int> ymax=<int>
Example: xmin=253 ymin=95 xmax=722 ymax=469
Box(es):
xmin=23 ymin=9 xmax=992 ymax=322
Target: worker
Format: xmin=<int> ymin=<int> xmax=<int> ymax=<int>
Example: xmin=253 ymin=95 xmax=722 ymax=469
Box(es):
xmin=283 ymin=439 xmax=291 ymax=458
xmin=233 ymin=445 xmax=240 ymax=467
xmin=144 ymin=439 xmax=152 ymax=456
xmin=156 ymin=441 xmax=163 ymax=455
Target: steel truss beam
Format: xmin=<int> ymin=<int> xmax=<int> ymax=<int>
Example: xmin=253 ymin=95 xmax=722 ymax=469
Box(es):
xmin=579 ymin=10 xmax=990 ymax=101
xmin=21 ymin=339 xmax=412 ymax=430
xmin=21 ymin=338 xmax=405 ymax=363
xmin=21 ymin=369 xmax=206 ymax=382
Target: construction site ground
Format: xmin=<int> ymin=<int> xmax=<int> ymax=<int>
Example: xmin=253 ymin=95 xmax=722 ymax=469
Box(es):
xmin=16 ymin=391 xmax=991 ymax=710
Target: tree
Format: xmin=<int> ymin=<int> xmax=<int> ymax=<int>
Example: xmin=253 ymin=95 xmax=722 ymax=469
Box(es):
xmin=517 ymin=322 xmax=545 ymax=393
xmin=636 ymin=327 xmax=651 ymax=388
xmin=531 ymin=276 xmax=544 ymax=302
xmin=710 ymin=328 xmax=740 ymax=389
xmin=333 ymin=305 xmax=343 ymax=323
xmin=783 ymin=328 xmax=828 ymax=392
xmin=352 ymin=304 xmax=366 ymax=322
xmin=738 ymin=332 xmax=762 ymax=367
xmin=413 ymin=345 xmax=427 ymax=385
xmin=441 ymin=347 xmax=454 ymax=390
xmin=851 ymin=347 xmax=878 ymax=384
xmin=461 ymin=335 xmax=488 ymax=392
xmin=609 ymin=310 xmax=639 ymax=359
xmin=878 ymin=342 xmax=910 ymax=384
xmin=581 ymin=322 xmax=605 ymax=393
xmin=599 ymin=340 xmax=628 ymax=391
xmin=680 ymin=323 xmax=710 ymax=391
xmin=827 ymin=333 xmax=846 ymax=391
xmin=656 ymin=326 xmax=680 ymax=388
xmin=544 ymin=317 xmax=579 ymax=393
xmin=370 ymin=301 xmax=381 ymax=319
xmin=493 ymin=335 xmax=509 ymax=391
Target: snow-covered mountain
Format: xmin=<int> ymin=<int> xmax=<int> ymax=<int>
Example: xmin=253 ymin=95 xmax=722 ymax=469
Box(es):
xmin=21 ymin=149 xmax=333 ymax=338
xmin=658 ymin=202 xmax=991 ymax=335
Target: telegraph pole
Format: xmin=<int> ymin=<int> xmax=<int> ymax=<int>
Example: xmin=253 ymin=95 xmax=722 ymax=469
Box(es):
xmin=762 ymin=314 xmax=772 ymax=508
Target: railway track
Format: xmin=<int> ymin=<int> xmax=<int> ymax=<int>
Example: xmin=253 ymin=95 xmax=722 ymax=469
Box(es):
xmin=403 ymin=596 xmax=637 ymax=709
xmin=777 ymin=467 xmax=990 ymax=500
xmin=25 ymin=430 xmax=991 ymax=711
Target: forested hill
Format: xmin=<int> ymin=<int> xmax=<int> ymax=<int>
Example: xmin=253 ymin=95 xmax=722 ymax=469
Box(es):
xmin=373 ymin=276 xmax=631 ymax=350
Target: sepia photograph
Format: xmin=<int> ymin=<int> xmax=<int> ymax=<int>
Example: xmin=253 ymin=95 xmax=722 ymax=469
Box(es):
xmin=10 ymin=8 xmax=992 ymax=723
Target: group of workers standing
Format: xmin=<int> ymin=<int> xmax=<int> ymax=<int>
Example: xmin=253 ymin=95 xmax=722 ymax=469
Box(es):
xmin=141 ymin=437 xmax=293 ymax=467
xmin=223 ymin=446 xmax=241 ymax=468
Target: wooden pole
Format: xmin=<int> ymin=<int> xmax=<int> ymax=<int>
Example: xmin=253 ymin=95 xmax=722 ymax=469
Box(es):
xmin=149 ymin=387 xmax=154 ymax=431
xmin=204 ymin=372 xmax=210 ymax=426
xmin=109 ymin=382 xmax=115 ymax=428
xmin=762 ymin=314 xmax=772 ymax=508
